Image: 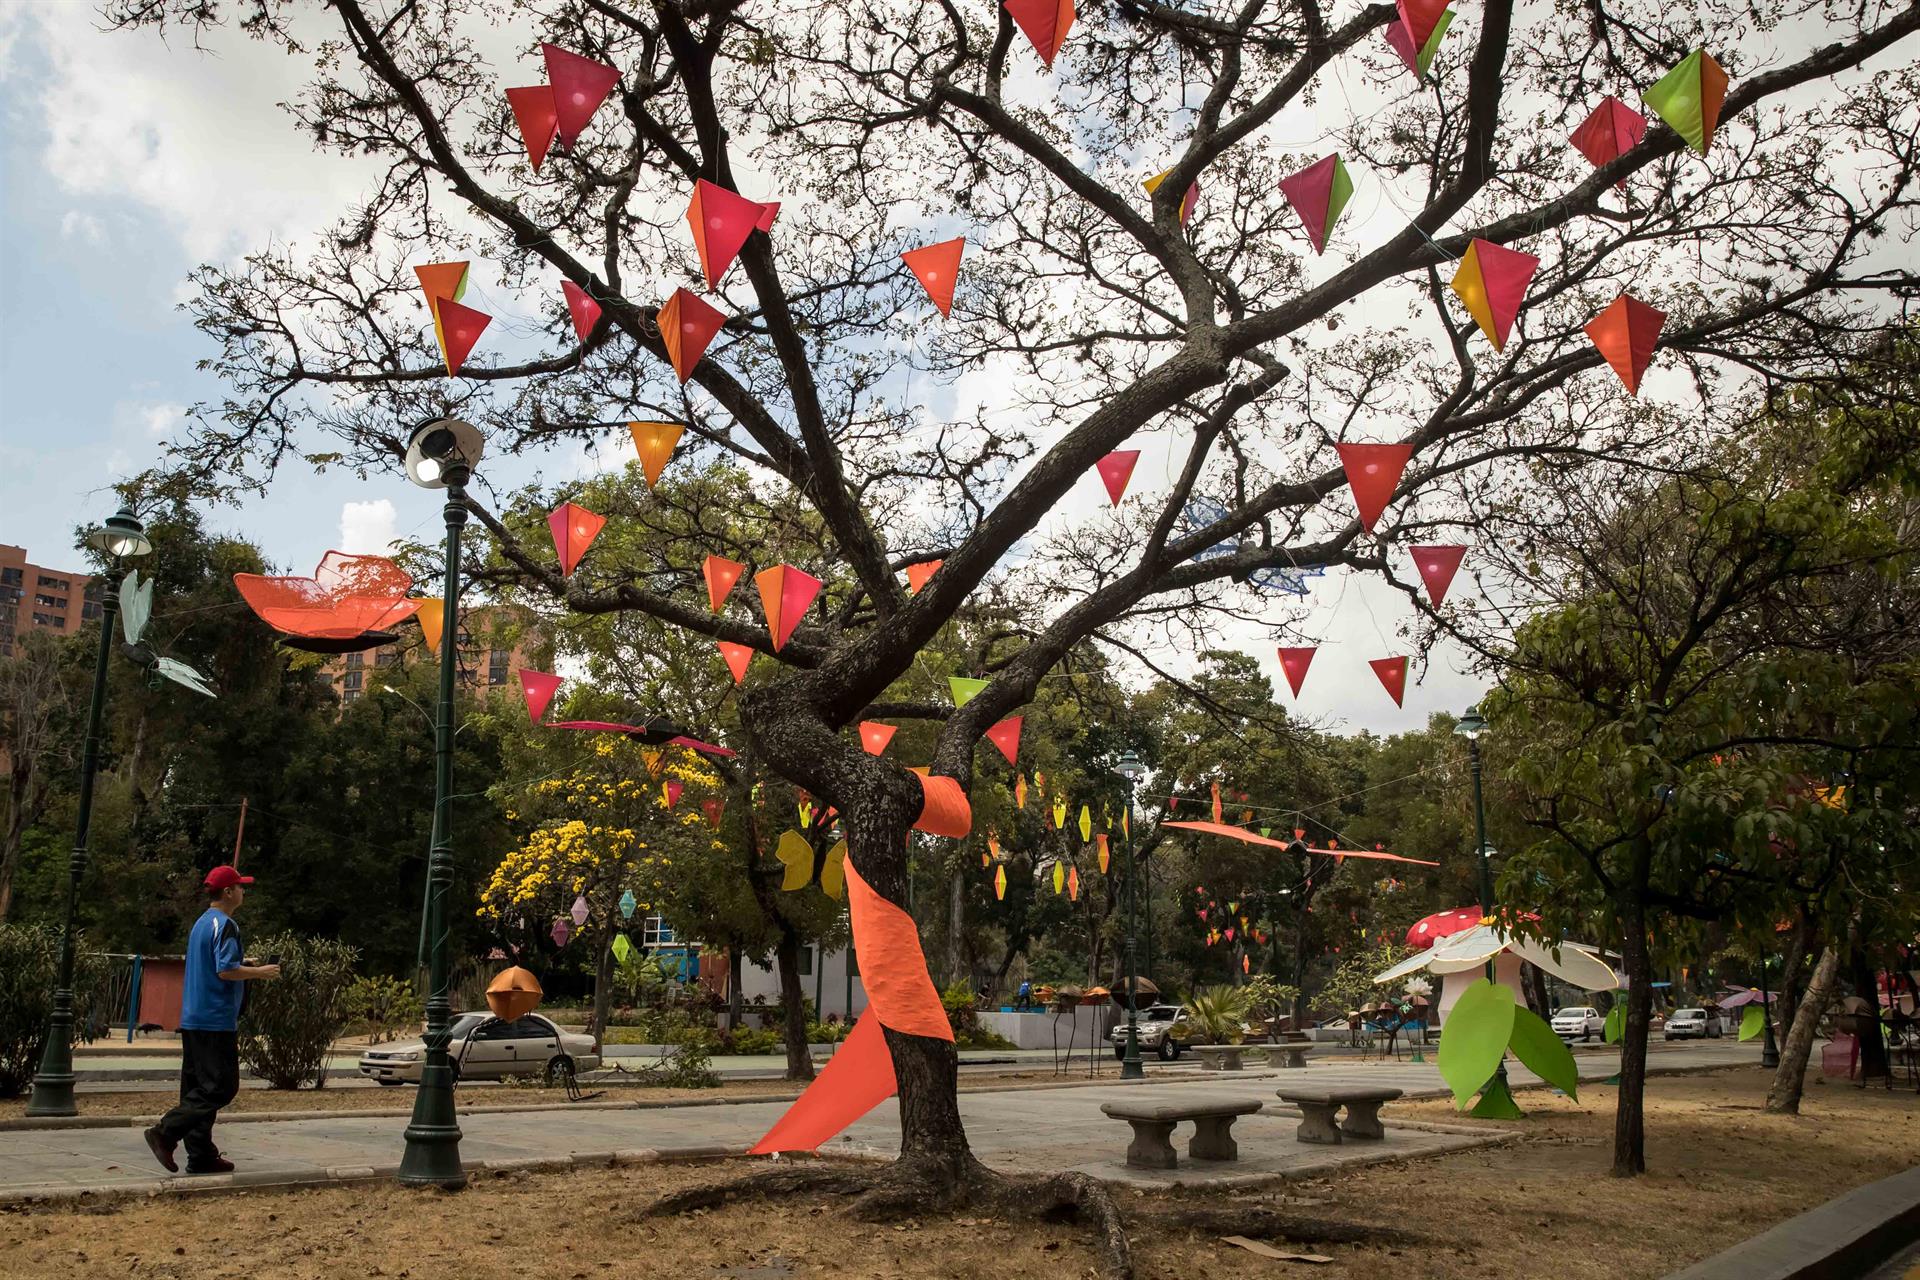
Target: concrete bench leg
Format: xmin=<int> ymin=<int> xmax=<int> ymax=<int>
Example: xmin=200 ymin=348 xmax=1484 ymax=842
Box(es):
xmin=1340 ymin=1101 xmax=1386 ymax=1140
xmin=1294 ymin=1102 xmax=1343 ymax=1145
xmin=1221 ymin=1049 xmax=1244 ymax=1070
xmin=1280 ymin=1050 xmax=1308 ymax=1069
xmin=1189 ymin=1115 xmax=1241 ymax=1161
xmin=1123 ymin=1118 xmax=1179 ymax=1169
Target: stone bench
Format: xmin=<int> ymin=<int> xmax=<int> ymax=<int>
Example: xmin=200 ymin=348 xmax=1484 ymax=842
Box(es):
xmin=1193 ymin=1043 xmax=1264 ymax=1071
xmin=1101 ymin=1096 xmax=1264 ymax=1169
xmin=1274 ymin=1086 xmax=1403 ymax=1145
xmin=1272 ymin=1045 xmax=1317 ymax=1069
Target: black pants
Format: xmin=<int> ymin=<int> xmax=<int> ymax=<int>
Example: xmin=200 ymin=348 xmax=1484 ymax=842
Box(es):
xmin=156 ymin=1029 xmax=239 ymax=1168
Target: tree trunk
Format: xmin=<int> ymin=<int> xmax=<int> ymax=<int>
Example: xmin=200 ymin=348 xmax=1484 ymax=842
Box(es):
xmin=947 ymin=863 xmax=965 ymax=988
xmin=1766 ymin=943 xmax=1843 ymax=1114
xmin=1848 ymin=944 xmax=1890 ymax=1083
xmin=0 ymin=763 xmax=40 ymax=921
xmin=1612 ymin=890 xmax=1653 ymax=1176
xmin=1522 ymin=961 xmax=1552 ymax=1018
xmin=591 ymin=931 xmax=615 ymax=1049
xmin=1776 ymin=911 xmax=1813 ymax=1035
xmin=773 ymin=924 xmax=816 ymax=1082
xmin=727 ymin=948 xmax=744 ymax=1033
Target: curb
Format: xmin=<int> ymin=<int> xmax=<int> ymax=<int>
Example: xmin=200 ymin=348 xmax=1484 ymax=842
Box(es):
xmin=1664 ymin=1163 xmax=1920 ymax=1280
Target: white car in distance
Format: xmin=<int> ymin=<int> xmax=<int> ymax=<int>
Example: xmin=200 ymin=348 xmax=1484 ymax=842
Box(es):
xmin=1551 ymin=1006 xmax=1605 ymax=1041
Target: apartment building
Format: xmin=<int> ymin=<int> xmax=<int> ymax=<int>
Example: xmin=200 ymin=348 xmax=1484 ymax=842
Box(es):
xmin=0 ymin=544 xmax=103 ymax=657
xmin=316 ymin=602 xmax=540 ymax=707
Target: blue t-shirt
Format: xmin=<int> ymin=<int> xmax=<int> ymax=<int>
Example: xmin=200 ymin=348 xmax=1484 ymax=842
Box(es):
xmin=178 ymin=907 xmax=245 ymax=1031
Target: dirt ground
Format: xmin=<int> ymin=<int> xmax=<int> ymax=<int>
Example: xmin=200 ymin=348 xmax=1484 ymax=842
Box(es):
xmin=2 ymin=1068 xmax=1916 ymax=1280
xmin=0 ymin=1069 xmax=1066 ymax=1120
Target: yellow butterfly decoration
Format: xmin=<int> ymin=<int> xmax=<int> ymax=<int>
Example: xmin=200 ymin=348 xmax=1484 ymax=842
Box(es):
xmin=776 ymin=830 xmax=814 ymax=891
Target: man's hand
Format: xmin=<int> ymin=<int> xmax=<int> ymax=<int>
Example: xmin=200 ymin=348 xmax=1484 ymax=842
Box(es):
xmin=219 ymin=964 xmax=281 ymax=980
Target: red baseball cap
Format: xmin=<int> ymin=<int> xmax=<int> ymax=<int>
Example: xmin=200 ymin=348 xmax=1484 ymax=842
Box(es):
xmin=203 ymin=866 xmax=255 ymax=890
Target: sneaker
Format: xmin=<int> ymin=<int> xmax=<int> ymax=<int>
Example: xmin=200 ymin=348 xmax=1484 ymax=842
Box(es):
xmin=185 ymin=1156 xmax=235 ymax=1175
xmin=143 ymin=1126 xmax=178 ymax=1173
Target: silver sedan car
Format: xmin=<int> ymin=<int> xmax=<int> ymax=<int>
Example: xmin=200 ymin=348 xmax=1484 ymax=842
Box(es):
xmin=357 ymin=1012 xmax=601 ymax=1085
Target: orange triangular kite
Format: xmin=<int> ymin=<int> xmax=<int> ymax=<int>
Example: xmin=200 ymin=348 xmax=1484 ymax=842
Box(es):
xmin=413 ymin=262 xmax=469 ymax=309
xmin=1334 ymin=442 xmax=1414 ymax=533
xmin=703 ymin=555 xmax=745 ymax=613
xmin=414 ymin=599 xmax=445 ymax=653
xmin=716 ymin=641 xmax=754 ymax=684
xmin=658 ymin=288 xmax=725 ymax=384
xmin=547 ymin=502 xmax=605 ymax=576
xmin=755 ymin=564 xmax=823 ymax=652
xmin=904 ymin=560 xmax=942 ymax=594
xmin=749 ymin=1011 xmax=896 ymax=1153
xmin=901 ymin=239 xmax=964 ymax=317
xmin=860 ymin=721 xmax=897 ymax=755
xmin=1584 ymin=293 xmax=1666 ymax=395
xmin=628 ymin=421 xmax=684 ymax=487
xmin=1003 ymin=0 xmax=1075 ymax=67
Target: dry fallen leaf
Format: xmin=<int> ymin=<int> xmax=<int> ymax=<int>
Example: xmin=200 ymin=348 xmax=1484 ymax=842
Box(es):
xmin=1220 ymin=1236 xmax=1334 ymax=1264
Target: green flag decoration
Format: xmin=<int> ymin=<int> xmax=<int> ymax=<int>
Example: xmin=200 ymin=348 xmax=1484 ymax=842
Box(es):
xmin=1508 ymin=1006 xmax=1580 ymax=1098
xmin=1437 ymin=978 xmax=1517 ymax=1107
xmin=1643 ymin=48 xmax=1728 ymax=155
xmin=949 ymin=676 xmax=989 ymax=707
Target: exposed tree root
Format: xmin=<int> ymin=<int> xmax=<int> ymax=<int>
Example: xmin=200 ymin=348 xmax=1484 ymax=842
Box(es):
xmin=1128 ymin=1203 xmax=1436 ymax=1248
xmin=641 ymin=1162 xmax=875 ymax=1216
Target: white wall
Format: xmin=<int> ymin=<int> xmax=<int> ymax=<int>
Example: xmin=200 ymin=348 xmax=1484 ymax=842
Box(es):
xmin=735 ymin=944 xmax=868 ymax=1022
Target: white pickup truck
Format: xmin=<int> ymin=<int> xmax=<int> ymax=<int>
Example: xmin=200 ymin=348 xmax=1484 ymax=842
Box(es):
xmin=1551 ymin=1006 xmax=1605 ymax=1041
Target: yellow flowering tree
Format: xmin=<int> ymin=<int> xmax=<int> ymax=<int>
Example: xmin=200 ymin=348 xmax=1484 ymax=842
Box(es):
xmin=481 ymin=736 xmax=725 ymax=1038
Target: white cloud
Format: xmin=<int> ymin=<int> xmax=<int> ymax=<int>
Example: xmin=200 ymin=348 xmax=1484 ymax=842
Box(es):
xmin=338 ymin=499 xmax=398 ymax=556
xmin=139 ymin=403 xmax=186 ymax=436
xmin=58 ymin=210 xmax=104 ymax=244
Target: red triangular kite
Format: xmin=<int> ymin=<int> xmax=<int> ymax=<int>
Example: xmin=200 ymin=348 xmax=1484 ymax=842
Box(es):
xmin=520 ymin=669 xmax=562 ymax=724
xmin=561 ymin=281 xmax=601 ymax=344
xmin=901 ymin=239 xmax=964 ymax=317
xmin=663 ymin=780 xmax=684 ymax=810
xmin=755 ymin=564 xmax=823 ymax=652
xmin=659 ymin=288 xmax=725 ymax=384
xmin=1277 ymin=646 xmax=1316 ymax=698
xmin=1450 ymin=239 xmax=1539 ymax=352
xmin=1409 ymin=544 xmax=1467 ymax=606
xmin=1334 ymin=442 xmax=1413 ymax=533
xmin=1003 ymin=0 xmax=1075 ymax=68
xmin=860 ymin=721 xmax=897 ymax=755
xmin=687 ymin=179 xmax=771 ymax=292
xmin=430 ymin=296 xmax=491 ymax=378
xmin=1571 ymin=96 xmax=1648 ymax=177
xmin=986 ymin=716 xmax=1023 ymax=765
xmin=1396 ymin=0 xmax=1448 ymax=54
xmin=547 ymin=502 xmax=605 ymax=576
xmin=1096 ymin=450 xmax=1140 ymax=506
xmin=703 ymin=555 xmax=745 ymax=613
xmin=542 ymin=44 xmax=619 ymax=148
xmin=1370 ymin=656 xmax=1409 ymax=706
xmin=1585 ymin=293 xmax=1666 ymax=396
xmin=716 ymin=641 xmax=754 ymax=684
xmin=904 ymin=560 xmax=942 ymax=595
xmin=506 ymin=86 xmax=558 ymax=171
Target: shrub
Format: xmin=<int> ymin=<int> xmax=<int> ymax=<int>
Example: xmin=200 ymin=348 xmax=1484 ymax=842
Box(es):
xmin=941 ymin=979 xmax=981 ymax=1039
xmin=0 ymin=925 xmax=105 ymax=1098
xmin=1182 ymin=985 xmax=1255 ymax=1044
xmin=805 ymin=1019 xmax=849 ymax=1045
xmin=237 ymin=934 xmax=359 ymax=1089
xmin=954 ymin=1025 xmax=1017 ymax=1050
xmin=642 ymin=1037 xmax=718 ymax=1089
xmin=723 ymin=1026 xmax=782 ymax=1055
xmin=341 ymin=974 xmax=423 ymax=1043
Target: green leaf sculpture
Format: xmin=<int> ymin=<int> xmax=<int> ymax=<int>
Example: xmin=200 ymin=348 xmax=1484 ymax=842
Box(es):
xmin=1438 ymin=979 xmax=1516 ymax=1107
xmin=1739 ymin=1004 xmax=1764 ymax=1042
xmin=1508 ymin=1006 xmax=1580 ymax=1099
xmin=1603 ymin=1004 xmax=1624 ymax=1044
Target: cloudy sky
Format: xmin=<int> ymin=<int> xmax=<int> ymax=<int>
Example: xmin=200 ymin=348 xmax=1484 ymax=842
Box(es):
xmin=0 ymin=1 xmax=1490 ymax=734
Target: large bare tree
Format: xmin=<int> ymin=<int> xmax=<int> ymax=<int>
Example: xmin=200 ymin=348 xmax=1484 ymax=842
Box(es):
xmin=114 ymin=0 xmax=1919 ymax=1254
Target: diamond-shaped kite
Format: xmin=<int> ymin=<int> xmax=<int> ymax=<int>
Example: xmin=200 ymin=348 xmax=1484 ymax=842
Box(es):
xmin=612 ymin=933 xmax=634 ymax=963
xmin=1409 ymin=545 xmax=1467 ymax=606
xmin=704 ymin=554 xmax=745 ymax=613
xmin=551 ymin=918 xmax=572 ymax=947
xmin=1585 ymin=293 xmax=1666 ymax=395
xmin=717 ymin=641 xmax=754 ymax=683
xmin=1004 ymin=0 xmax=1074 ymax=68
xmin=506 ymin=86 xmax=559 ymax=170
xmin=1096 ymin=450 xmax=1140 ymax=506
xmin=570 ymin=894 xmax=590 ymax=927
xmin=1334 ymin=442 xmax=1414 ymax=533
xmin=1396 ymin=0 xmax=1448 ymax=54
xmin=1450 ymin=239 xmax=1538 ymax=352
xmin=659 ymin=288 xmax=725 ymax=384
xmin=994 ymin=865 xmax=1008 ymax=900
xmin=1279 ymin=155 xmax=1353 ymax=256
xmin=986 ymin=716 xmax=1023 ymax=765
xmin=902 ymin=239 xmax=964 ymax=317
xmin=1371 ymin=656 xmax=1409 ymax=706
xmin=547 ymin=502 xmax=605 ymax=576
xmin=561 ymin=280 xmax=601 ymax=344
xmin=628 ymin=421 xmax=684 ymax=488
xmin=1570 ymin=96 xmax=1648 ymax=176
xmin=755 ymin=564 xmax=822 ymax=652
xmin=1142 ymin=169 xmax=1199 ymax=226
xmin=686 ymin=179 xmax=777 ymax=291
xmin=619 ymin=889 xmax=637 ymax=920
xmin=1277 ymin=645 xmax=1316 ymax=698
xmin=1644 ymin=49 xmax=1728 ymax=156
xmin=1385 ymin=7 xmax=1453 ymax=77
xmin=543 ymin=43 xmax=620 ymax=148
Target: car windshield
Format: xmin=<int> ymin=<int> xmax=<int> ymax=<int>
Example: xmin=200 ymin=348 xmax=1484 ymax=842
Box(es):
xmin=1674 ymin=1010 xmax=1704 ymax=1020
xmin=448 ymin=1013 xmax=489 ymax=1037
xmin=1143 ymin=1006 xmax=1181 ymax=1021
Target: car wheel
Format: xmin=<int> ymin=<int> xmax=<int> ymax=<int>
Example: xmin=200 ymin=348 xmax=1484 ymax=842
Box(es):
xmin=375 ymin=1079 xmax=404 ymax=1087
xmin=1157 ymin=1039 xmax=1177 ymax=1062
xmin=544 ymin=1055 xmax=575 ymax=1086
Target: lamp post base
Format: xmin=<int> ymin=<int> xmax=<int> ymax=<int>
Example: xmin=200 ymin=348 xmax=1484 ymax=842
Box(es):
xmin=25 ymin=1013 xmax=77 ymax=1118
xmin=1120 ymin=1055 xmax=1145 ymax=1081
xmin=397 ymin=1059 xmax=466 ymax=1189
xmin=24 ymin=1072 xmax=77 ymax=1119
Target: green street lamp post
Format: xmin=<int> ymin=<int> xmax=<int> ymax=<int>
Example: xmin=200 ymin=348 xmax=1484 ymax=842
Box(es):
xmin=1112 ymin=750 xmax=1147 ymax=1080
xmin=1453 ymin=706 xmax=1521 ymax=1119
xmin=26 ymin=507 xmax=152 ymax=1118
xmin=397 ymin=417 xmax=483 ymax=1188
xmin=1758 ymin=953 xmax=1780 ymax=1070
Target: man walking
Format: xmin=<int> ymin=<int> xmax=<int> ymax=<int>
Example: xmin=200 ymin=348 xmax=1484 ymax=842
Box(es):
xmin=144 ymin=866 xmax=279 ymax=1174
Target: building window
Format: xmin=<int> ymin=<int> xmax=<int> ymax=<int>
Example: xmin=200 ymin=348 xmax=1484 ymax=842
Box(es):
xmin=642 ymin=915 xmax=678 ymax=948
xmin=36 ymin=575 xmax=69 ymax=592
xmin=488 ymin=648 xmax=509 ymax=686
xmin=345 ymin=652 xmax=364 ymax=670
xmin=375 ymin=648 xmax=399 ymax=668
xmin=34 ymin=595 xmax=66 ymax=609
xmin=1 ymin=568 xmax=21 ymax=586
xmin=798 ymin=946 xmax=814 ymax=977
xmin=31 ymin=613 xmax=63 ymax=629
xmin=343 ymin=688 xmax=362 ymax=704
xmin=343 ymin=670 xmax=363 ymax=692
xmin=81 ymin=602 xmax=100 ymax=621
